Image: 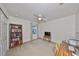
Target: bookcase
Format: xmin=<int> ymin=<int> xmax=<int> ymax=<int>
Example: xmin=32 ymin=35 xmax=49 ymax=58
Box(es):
xmin=9 ymin=24 xmax=23 ymax=48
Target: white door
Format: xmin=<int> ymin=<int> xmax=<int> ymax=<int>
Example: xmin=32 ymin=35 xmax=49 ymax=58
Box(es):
xmin=31 ymin=22 xmax=38 ymax=40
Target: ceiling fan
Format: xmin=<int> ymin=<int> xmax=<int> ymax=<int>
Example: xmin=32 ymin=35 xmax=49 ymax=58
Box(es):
xmin=33 ymin=14 xmax=47 ymax=22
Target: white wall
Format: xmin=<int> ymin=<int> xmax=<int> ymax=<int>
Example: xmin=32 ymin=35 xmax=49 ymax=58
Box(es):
xmin=76 ymin=13 xmax=79 ymax=32
xmin=7 ymin=16 xmax=31 ymax=50
xmin=75 ymin=13 xmax=79 ymax=39
xmin=0 ymin=4 xmax=9 ymax=55
xmin=39 ymin=15 xmax=76 ymax=43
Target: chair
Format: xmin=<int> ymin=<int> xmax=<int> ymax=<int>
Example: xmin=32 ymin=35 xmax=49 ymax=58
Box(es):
xmin=53 ymin=42 xmax=72 ymax=56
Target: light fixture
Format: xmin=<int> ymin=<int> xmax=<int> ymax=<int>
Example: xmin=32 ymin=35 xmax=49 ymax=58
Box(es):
xmin=38 ymin=17 xmax=42 ymax=21
xmin=33 ymin=13 xmax=47 ymax=22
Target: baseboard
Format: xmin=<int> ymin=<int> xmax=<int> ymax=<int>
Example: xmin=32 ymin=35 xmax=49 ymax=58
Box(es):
xmin=23 ymin=39 xmax=38 ymax=44
xmin=38 ymin=37 xmax=56 ymax=44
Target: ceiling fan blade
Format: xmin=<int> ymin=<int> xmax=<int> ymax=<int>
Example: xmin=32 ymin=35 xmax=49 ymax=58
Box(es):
xmin=33 ymin=14 xmax=47 ymax=22
xmin=42 ymin=18 xmax=47 ymax=21
xmin=33 ymin=14 xmax=39 ymax=18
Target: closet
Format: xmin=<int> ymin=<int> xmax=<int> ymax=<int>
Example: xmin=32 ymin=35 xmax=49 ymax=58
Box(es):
xmin=0 ymin=8 xmax=8 ymax=56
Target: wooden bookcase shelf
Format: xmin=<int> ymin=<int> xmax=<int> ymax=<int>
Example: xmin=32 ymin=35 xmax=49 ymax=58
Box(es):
xmin=9 ymin=24 xmax=23 ymax=48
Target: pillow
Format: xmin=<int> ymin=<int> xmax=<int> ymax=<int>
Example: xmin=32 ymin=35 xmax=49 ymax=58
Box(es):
xmin=69 ymin=39 xmax=77 ymax=46
xmin=69 ymin=45 xmax=75 ymax=52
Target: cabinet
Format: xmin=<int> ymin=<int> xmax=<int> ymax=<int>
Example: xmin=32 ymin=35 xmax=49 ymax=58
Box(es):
xmin=9 ymin=24 xmax=23 ymax=48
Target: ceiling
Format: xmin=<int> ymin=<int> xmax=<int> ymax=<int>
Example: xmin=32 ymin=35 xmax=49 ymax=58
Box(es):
xmin=2 ymin=3 xmax=79 ymax=22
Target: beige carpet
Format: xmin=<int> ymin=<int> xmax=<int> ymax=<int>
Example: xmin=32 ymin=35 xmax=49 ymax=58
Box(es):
xmin=6 ymin=39 xmax=55 ymax=56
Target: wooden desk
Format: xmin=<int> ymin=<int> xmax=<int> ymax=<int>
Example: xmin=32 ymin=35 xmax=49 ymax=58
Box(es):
xmin=43 ymin=35 xmax=51 ymax=42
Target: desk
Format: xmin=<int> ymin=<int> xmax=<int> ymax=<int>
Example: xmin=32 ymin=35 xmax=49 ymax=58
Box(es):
xmin=43 ymin=35 xmax=51 ymax=42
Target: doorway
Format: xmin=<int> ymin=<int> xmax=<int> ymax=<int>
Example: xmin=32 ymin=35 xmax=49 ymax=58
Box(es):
xmin=31 ymin=22 xmax=38 ymax=40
